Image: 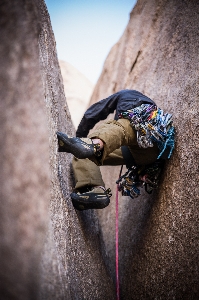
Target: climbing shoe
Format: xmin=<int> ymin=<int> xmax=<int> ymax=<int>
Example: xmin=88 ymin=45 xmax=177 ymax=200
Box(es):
xmin=71 ymin=186 xmax=112 ymax=211
xmin=56 ymin=131 xmax=101 ymax=159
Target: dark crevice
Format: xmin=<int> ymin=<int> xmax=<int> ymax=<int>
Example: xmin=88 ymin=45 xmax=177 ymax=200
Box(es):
xmin=112 ymin=82 xmax=117 ymax=93
xmin=129 ymin=50 xmax=141 ymax=73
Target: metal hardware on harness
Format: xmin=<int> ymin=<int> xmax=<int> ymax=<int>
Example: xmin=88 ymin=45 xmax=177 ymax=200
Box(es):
xmin=116 ymin=161 xmax=163 ymax=199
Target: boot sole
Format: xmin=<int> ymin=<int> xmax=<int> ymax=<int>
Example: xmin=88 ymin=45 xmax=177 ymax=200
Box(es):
xmin=71 ymin=192 xmax=110 ymax=210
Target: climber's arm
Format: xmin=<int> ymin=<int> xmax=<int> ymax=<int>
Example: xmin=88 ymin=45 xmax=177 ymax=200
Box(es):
xmin=76 ymin=92 xmax=120 ymax=137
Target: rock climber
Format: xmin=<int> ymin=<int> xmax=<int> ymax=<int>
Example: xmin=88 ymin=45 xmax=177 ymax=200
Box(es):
xmin=57 ymin=89 xmax=175 ymax=211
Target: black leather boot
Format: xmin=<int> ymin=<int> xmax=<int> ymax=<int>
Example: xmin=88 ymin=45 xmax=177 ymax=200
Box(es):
xmin=71 ymin=186 xmax=112 ymax=211
xmin=56 ymin=131 xmax=101 ymax=159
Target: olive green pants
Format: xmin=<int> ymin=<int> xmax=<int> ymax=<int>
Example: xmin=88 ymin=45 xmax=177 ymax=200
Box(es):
xmin=72 ymin=119 xmax=159 ymax=189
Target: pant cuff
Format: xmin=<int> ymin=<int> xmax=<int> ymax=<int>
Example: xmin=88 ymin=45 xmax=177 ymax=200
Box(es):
xmin=74 ymin=179 xmax=105 ymax=190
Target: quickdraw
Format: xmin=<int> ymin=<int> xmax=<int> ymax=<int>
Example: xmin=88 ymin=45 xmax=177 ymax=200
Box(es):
xmin=119 ymin=104 xmax=175 ymax=159
xmin=116 ymin=160 xmax=164 ymax=199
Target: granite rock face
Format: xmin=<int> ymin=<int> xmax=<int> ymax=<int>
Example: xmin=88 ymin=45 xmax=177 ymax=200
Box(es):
xmin=59 ymin=60 xmax=94 ymax=129
xmin=1 ymin=0 xmax=198 ymax=299
xmin=90 ymin=0 xmax=199 ymax=299
xmin=0 ymin=1 xmax=50 ymax=299
xmin=0 ymin=1 xmax=114 ymax=299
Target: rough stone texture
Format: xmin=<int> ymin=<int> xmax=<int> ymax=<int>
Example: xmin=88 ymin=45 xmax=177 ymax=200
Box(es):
xmin=0 ymin=1 xmax=50 ymax=299
xmin=59 ymin=60 xmax=94 ymax=129
xmin=90 ymin=0 xmax=199 ymax=299
xmin=0 ymin=1 xmax=114 ymax=299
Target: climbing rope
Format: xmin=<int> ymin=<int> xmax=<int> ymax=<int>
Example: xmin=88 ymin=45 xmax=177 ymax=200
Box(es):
xmin=116 ymin=165 xmax=123 ymax=300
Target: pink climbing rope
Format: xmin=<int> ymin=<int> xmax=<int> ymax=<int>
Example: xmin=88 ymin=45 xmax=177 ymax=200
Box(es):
xmin=116 ymin=165 xmax=123 ymax=300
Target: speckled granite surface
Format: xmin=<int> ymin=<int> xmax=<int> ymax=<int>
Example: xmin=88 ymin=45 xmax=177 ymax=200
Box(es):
xmin=0 ymin=1 xmax=114 ymax=299
xmin=91 ymin=0 xmax=199 ymax=298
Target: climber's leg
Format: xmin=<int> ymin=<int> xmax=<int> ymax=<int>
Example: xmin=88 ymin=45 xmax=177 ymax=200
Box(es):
xmin=56 ymin=119 xmax=134 ymax=161
xmin=89 ymin=118 xmax=159 ymax=166
xmin=103 ymin=148 xmax=125 ymax=165
xmin=88 ymin=118 xmax=137 ymax=161
xmin=72 ymin=147 xmax=126 ymax=189
xmin=57 ymin=118 xmax=159 ymax=166
xmin=70 ymin=148 xmax=126 ymax=211
xmin=71 ymin=157 xmax=111 ymax=211
xmin=72 ymin=157 xmax=105 ymax=190
xmin=72 ymin=148 xmax=125 ymax=190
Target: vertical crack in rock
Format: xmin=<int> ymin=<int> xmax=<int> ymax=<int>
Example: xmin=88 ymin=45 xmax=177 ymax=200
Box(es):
xmin=37 ymin=1 xmax=115 ymax=299
xmin=129 ymin=50 xmax=141 ymax=73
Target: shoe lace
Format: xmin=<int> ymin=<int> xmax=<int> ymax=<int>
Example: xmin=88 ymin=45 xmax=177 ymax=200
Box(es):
xmin=93 ymin=186 xmax=112 ymax=198
xmin=105 ymin=188 xmax=112 ymax=198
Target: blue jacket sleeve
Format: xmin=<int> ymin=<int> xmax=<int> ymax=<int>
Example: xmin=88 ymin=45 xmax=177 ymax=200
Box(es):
xmin=76 ymin=92 xmax=120 ymax=137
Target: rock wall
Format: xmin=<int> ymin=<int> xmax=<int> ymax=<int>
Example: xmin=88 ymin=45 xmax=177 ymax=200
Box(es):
xmin=0 ymin=1 xmax=50 ymax=299
xmin=1 ymin=0 xmax=198 ymax=298
xmin=90 ymin=0 xmax=199 ymax=299
xmin=59 ymin=60 xmax=94 ymax=129
xmin=0 ymin=1 xmax=114 ymax=299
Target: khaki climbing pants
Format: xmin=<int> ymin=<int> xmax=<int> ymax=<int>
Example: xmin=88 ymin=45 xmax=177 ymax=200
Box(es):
xmin=72 ymin=118 xmax=159 ymax=189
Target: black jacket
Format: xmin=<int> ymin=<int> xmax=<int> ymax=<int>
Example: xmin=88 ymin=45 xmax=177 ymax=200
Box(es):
xmin=76 ymin=89 xmax=156 ymax=137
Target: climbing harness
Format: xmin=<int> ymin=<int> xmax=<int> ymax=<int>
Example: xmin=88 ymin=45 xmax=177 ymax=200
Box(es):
xmin=119 ymin=104 xmax=175 ymax=160
xmin=116 ymin=104 xmax=176 ymax=199
xmin=116 ymin=104 xmax=175 ymax=199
